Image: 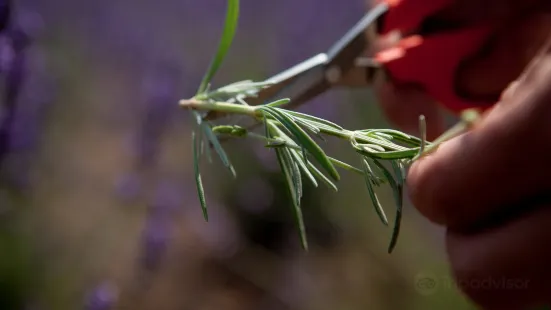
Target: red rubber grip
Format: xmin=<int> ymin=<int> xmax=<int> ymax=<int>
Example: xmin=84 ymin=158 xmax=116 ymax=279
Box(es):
xmin=376 ymin=0 xmax=499 ymax=112
xmin=377 ymin=25 xmax=496 ymax=113
xmin=380 ymin=0 xmax=453 ymax=35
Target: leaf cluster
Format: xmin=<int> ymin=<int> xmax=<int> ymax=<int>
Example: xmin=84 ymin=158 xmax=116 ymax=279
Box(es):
xmin=185 ymin=0 xmax=471 ymax=253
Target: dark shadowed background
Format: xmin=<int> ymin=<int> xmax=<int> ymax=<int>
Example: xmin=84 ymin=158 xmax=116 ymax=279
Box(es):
xmin=0 ymin=0 xmax=477 ymax=309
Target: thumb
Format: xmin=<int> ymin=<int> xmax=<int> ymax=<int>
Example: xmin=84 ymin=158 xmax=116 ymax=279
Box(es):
xmin=407 ymin=51 xmax=551 ymax=229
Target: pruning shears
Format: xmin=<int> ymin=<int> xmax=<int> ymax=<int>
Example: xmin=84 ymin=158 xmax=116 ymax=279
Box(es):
xmin=205 ymin=0 xmax=498 ymax=121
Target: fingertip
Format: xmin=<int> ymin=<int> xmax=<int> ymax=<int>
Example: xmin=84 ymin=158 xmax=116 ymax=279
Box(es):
xmin=406 ymin=154 xmax=445 ymax=225
xmin=406 ymin=135 xmax=469 ymax=226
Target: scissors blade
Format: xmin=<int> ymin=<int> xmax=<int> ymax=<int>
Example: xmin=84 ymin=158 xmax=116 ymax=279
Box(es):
xmin=252 ymin=5 xmax=389 ymax=109
xmin=204 ymin=53 xmax=329 ymax=120
xmin=268 ymin=4 xmax=389 ymax=109
xmin=326 ymin=3 xmax=388 ymax=62
xmin=204 ymin=3 xmax=388 ymax=121
xmin=245 ymin=53 xmax=328 ymax=107
xmin=323 ymin=3 xmax=389 ymax=85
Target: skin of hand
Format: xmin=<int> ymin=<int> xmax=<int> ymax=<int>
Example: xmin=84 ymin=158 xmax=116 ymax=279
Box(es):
xmin=371 ymin=1 xmax=551 ymax=309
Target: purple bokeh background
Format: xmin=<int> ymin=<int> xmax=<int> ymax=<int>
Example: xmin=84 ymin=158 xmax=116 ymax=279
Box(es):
xmin=0 ymin=1 xmax=459 ymax=310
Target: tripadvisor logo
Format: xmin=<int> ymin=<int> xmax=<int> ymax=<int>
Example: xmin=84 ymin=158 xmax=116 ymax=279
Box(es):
xmin=456 ymin=277 xmax=530 ymax=291
xmin=414 ymin=272 xmax=440 ymax=295
xmin=414 ymin=272 xmax=530 ymax=296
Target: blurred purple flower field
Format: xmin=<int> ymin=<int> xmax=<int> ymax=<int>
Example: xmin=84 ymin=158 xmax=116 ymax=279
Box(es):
xmin=0 ymin=1 xmax=475 ymax=309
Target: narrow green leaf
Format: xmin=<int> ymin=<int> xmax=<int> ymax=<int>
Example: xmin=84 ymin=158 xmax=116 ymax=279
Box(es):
xmin=354 ymin=147 xmax=419 ymax=160
xmin=284 ymin=110 xmax=344 ymax=130
xmin=294 ymin=118 xmax=321 ymax=134
xmin=290 ymin=149 xmax=318 ymax=187
xmin=196 ymin=0 xmax=240 ymax=94
xmin=372 ymin=159 xmax=403 ymax=254
xmin=297 ymin=119 xmax=345 ymax=137
xmin=269 ymin=124 xmax=308 ymax=250
xmin=210 ymin=79 xmax=275 ymax=98
xmin=269 ymin=121 xmax=344 ymax=188
xmin=200 ymin=131 xmax=205 ymax=154
xmin=199 ymin=129 xmax=213 ymax=164
xmin=265 ymin=98 xmax=291 ymax=108
xmin=192 ymin=111 xmax=202 ymax=124
xmin=202 ymin=123 xmax=236 ymax=178
xmin=390 ymin=160 xmax=404 ymax=185
xmin=265 ymin=140 xmax=287 ymax=148
xmin=204 ymin=141 xmax=213 ymax=163
xmin=192 ymin=131 xmax=208 ymax=221
xmin=269 ymin=122 xmax=302 ymax=204
xmin=292 ymin=118 xmax=329 ymax=143
xmin=268 ymin=122 xmax=300 ymax=147
xmin=361 ymin=158 xmax=388 ymax=226
xmin=374 ymin=129 xmax=418 ymax=141
xmin=231 ymin=126 xmax=247 ymax=137
xmin=212 ymin=125 xmax=247 ymax=137
xmin=399 ymin=159 xmax=408 ymax=182
xmin=363 ymin=144 xmax=387 ymax=152
xmin=261 ymin=107 xmax=340 ymax=181
xmin=327 ymin=157 xmax=364 ymax=175
xmin=236 ymin=96 xmax=249 ymax=106
xmin=275 ymin=148 xmax=308 ymax=250
xmin=211 ymin=125 xmax=235 ymax=134
xmin=263 ymin=115 xmax=269 ymax=139
xmin=362 ymin=157 xmax=384 ymax=186
xmin=374 ymin=129 xmax=429 ymax=147
xmin=418 ymin=115 xmax=427 ymax=157
xmin=370 ymin=131 xmax=394 ymax=141
xmin=268 ymin=121 xmax=339 ymax=190
xmin=390 ymin=161 xmax=404 ymax=254
xmin=307 ymin=162 xmax=338 ymax=192
xmin=352 ymin=131 xmax=410 ymax=152
xmin=217 ymin=80 xmax=275 ymax=93
xmin=287 ymin=148 xmax=303 ymax=205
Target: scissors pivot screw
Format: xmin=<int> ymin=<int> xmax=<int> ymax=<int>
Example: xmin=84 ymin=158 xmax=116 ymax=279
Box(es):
xmin=325 ymin=65 xmax=342 ymax=84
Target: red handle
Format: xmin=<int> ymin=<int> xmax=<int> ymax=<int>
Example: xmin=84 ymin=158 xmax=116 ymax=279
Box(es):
xmin=375 ymin=0 xmax=499 ymax=113
xmin=379 ymin=0 xmax=453 ymax=35
xmin=377 ymin=24 xmax=497 ymax=113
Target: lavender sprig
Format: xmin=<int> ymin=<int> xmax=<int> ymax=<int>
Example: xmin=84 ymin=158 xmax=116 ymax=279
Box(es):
xmin=183 ymin=0 xmax=481 ymax=253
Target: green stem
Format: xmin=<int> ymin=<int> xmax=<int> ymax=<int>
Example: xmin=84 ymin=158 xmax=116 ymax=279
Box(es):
xmin=410 ymin=109 xmax=481 ymax=162
xmin=180 ymin=99 xmax=259 ymax=117
xmin=185 ymin=98 xmax=409 ymax=152
xmin=184 ymin=98 xmax=438 ymax=163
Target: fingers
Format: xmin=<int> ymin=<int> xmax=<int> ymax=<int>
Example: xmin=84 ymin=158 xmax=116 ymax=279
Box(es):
xmin=456 ymin=12 xmax=551 ymax=100
xmin=406 ymin=52 xmax=551 ymax=229
xmin=446 ymin=203 xmax=551 ymax=310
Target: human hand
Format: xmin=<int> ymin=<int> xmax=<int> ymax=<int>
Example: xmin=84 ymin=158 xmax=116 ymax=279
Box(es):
xmin=371 ymin=1 xmax=551 ymax=309
xmin=407 ymin=45 xmax=551 ymax=309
